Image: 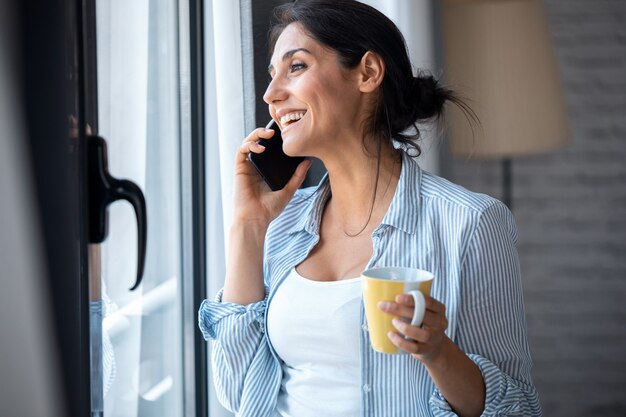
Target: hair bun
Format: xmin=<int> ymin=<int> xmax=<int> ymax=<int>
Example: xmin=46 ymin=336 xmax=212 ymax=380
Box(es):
xmin=412 ymin=75 xmax=447 ymax=120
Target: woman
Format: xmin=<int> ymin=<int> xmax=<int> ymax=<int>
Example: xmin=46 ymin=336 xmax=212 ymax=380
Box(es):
xmin=199 ymin=1 xmax=541 ymax=416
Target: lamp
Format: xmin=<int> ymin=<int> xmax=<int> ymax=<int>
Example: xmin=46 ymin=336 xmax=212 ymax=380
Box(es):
xmin=441 ymin=0 xmax=569 ymax=209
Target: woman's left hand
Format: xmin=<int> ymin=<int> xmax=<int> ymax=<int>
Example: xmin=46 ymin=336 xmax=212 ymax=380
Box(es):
xmin=378 ymin=295 xmax=450 ymax=365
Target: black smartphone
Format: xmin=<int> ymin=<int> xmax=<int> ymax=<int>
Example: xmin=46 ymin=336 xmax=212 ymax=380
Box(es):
xmin=248 ymin=120 xmax=305 ymax=191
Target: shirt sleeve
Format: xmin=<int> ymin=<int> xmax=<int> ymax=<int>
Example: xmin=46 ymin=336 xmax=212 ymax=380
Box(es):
xmin=198 ymin=287 xmax=280 ymax=413
xmin=429 ymin=201 xmax=542 ymax=416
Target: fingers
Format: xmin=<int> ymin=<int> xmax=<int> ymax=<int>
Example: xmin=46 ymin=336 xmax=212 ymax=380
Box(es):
xmin=395 ymin=294 xmax=446 ymax=315
xmin=388 ymin=314 xmax=452 ymax=361
xmin=423 ymin=296 xmax=446 ymax=316
xmin=387 ymin=327 xmax=446 ymax=357
xmin=236 ymin=127 xmax=275 ymax=160
xmin=391 ymin=317 xmax=431 ymax=344
xmin=378 ymin=295 xmax=445 ymax=320
xmin=379 ymin=295 xmax=449 ymax=353
xmin=238 ymin=141 xmax=265 ymax=157
xmin=387 ymin=330 xmax=420 ymax=354
xmin=378 ymin=300 xmax=414 ymax=319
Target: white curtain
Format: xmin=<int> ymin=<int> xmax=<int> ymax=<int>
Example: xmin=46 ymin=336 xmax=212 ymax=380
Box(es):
xmin=210 ymin=0 xmax=247 ymax=247
xmin=204 ymin=1 xmax=243 ymax=416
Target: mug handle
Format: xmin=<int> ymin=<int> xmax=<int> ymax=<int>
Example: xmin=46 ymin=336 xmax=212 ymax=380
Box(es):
xmin=407 ymin=290 xmax=426 ymax=327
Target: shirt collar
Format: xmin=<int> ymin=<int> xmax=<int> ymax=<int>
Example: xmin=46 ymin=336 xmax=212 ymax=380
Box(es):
xmin=379 ymin=151 xmax=422 ymax=234
xmin=284 ymin=151 xmax=422 ymax=236
xmin=285 ymin=174 xmax=331 ymax=236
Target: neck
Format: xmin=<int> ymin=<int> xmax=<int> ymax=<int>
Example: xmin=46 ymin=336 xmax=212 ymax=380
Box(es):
xmin=322 ymin=138 xmax=402 ymax=235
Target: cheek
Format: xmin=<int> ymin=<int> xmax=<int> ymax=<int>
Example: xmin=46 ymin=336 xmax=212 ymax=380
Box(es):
xmin=298 ymin=72 xmax=340 ymax=99
xmin=295 ymin=77 xmax=324 ymax=103
xmin=292 ymin=72 xmax=361 ymax=136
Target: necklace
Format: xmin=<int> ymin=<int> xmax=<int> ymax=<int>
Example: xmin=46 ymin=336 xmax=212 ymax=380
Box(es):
xmin=343 ymin=154 xmax=400 ymax=237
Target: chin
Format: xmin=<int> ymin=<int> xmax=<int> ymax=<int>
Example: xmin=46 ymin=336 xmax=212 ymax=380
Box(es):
xmin=282 ymin=145 xmax=305 ymax=158
xmin=281 ymin=136 xmax=308 ymax=158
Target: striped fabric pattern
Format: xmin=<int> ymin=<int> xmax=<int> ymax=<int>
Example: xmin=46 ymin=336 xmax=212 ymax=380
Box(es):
xmin=199 ymin=151 xmax=542 ymax=416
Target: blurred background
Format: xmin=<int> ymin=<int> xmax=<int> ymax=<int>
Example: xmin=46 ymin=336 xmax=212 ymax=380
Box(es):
xmin=442 ymin=1 xmax=626 ymax=416
xmin=1 ymin=1 xmax=624 ymax=417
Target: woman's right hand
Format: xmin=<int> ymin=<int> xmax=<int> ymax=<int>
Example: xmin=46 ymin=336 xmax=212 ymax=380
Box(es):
xmin=233 ymin=127 xmax=311 ymax=226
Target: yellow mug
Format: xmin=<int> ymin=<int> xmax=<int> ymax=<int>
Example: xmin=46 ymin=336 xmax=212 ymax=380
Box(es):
xmin=362 ymin=267 xmax=434 ymax=354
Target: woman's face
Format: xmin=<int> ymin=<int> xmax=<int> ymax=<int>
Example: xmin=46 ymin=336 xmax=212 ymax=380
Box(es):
xmin=264 ymin=23 xmax=366 ymax=158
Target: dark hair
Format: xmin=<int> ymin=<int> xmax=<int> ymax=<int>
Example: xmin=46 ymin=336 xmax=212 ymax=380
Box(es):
xmin=269 ymin=0 xmax=462 ymax=156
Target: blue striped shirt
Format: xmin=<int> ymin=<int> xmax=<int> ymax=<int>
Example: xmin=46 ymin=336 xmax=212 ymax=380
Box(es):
xmin=199 ymin=151 xmax=541 ymax=416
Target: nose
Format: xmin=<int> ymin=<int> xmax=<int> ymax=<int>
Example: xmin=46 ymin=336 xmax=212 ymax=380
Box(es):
xmin=263 ymin=77 xmax=287 ymax=105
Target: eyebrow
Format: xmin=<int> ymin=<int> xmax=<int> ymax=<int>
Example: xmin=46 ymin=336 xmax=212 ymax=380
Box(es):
xmin=267 ymin=48 xmax=312 ymax=74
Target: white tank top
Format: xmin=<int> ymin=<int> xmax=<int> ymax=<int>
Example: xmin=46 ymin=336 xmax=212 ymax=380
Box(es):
xmin=267 ymin=268 xmax=362 ymax=417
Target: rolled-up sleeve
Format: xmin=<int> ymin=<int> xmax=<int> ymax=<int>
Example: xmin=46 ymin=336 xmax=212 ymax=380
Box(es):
xmin=198 ymin=288 xmax=267 ymax=341
xmin=198 ymin=287 xmax=280 ymax=414
xmin=430 ymin=201 xmax=542 ymax=416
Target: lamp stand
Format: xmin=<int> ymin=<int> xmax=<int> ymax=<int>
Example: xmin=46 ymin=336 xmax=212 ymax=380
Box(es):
xmin=502 ymin=158 xmax=512 ymax=210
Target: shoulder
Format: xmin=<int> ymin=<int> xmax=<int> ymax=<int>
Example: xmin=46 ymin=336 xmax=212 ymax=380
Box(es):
xmin=420 ymin=170 xmax=517 ymax=242
xmin=419 ymin=169 xmax=501 ymax=214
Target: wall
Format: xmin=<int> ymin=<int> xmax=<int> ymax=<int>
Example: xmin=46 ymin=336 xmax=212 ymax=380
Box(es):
xmin=441 ymin=1 xmax=626 ymax=415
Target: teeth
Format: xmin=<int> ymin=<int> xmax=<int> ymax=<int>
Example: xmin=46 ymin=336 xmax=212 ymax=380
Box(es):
xmin=280 ymin=111 xmax=306 ymax=127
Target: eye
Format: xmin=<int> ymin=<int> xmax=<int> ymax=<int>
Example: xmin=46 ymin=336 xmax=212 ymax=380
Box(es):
xmin=290 ymin=62 xmax=307 ymax=73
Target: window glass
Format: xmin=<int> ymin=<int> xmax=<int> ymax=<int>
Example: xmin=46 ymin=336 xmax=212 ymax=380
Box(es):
xmin=94 ymin=0 xmax=183 ymax=416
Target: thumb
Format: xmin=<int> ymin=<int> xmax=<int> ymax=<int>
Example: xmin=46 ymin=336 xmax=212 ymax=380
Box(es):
xmin=280 ymin=159 xmax=312 ymax=197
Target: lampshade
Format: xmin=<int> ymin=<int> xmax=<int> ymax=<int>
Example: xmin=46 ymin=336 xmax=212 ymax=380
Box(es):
xmin=441 ymin=0 xmax=570 ymax=158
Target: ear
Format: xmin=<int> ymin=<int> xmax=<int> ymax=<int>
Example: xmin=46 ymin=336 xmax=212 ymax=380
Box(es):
xmin=358 ymin=51 xmax=385 ymax=93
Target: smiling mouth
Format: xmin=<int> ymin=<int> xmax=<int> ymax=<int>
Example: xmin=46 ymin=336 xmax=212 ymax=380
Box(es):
xmin=280 ymin=111 xmax=306 ymax=128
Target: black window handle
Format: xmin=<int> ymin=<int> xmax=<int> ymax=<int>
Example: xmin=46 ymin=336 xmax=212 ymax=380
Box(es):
xmin=87 ymin=135 xmax=147 ymax=291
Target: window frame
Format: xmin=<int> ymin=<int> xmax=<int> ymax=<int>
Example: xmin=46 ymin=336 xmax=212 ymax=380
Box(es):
xmin=178 ymin=0 xmax=209 ymax=416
